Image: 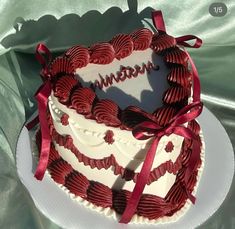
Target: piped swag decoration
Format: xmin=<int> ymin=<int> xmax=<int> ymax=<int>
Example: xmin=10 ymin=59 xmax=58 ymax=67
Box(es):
xmin=26 ymin=10 xmax=203 ymax=222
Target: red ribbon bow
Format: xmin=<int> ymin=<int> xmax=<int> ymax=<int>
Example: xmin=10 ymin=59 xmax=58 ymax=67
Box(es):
xmin=119 ymin=11 xmax=203 ymax=223
xmin=119 ymin=101 xmax=203 ymax=223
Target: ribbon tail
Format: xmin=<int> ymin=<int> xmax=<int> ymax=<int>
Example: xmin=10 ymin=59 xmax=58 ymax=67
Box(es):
xmin=119 ymin=137 xmax=160 ymax=223
xmin=25 ymin=115 xmax=39 ymax=130
xmin=34 ymin=81 xmax=51 ymax=180
xmin=183 ymin=182 xmax=196 ymax=204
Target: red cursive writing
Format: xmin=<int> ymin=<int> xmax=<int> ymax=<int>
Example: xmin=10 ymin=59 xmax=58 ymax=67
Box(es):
xmin=91 ymin=61 xmax=159 ymax=90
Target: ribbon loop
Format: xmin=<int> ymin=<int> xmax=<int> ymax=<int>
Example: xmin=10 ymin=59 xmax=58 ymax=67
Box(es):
xmin=35 ymin=43 xmax=52 ymax=79
xmin=151 ymin=11 xmax=166 ymax=33
xmin=164 ymin=126 xmax=174 ymax=136
xmin=133 ymin=121 xmax=162 ymax=140
xmin=176 ymin=35 xmax=202 ymax=48
xmin=171 ymin=101 xmax=203 ymax=127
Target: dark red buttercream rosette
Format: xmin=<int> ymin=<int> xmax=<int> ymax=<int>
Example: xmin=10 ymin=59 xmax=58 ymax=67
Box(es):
xmin=50 ymin=56 xmax=75 ymax=77
xmin=65 ymin=45 xmax=90 ymax=69
xmin=163 ymin=86 xmax=190 ymax=104
xmin=151 ymin=33 xmax=176 ymax=53
xmin=93 ymin=99 xmax=121 ymax=127
xmin=167 ymin=66 xmax=192 ymax=88
xmin=70 ymin=87 xmax=96 ymax=117
xmin=152 ymin=106 xmax=178 ymax=126
xmin=54 ymin=75 xmax=78 ymax=104
xmin=110 ymin=34 xmax=134 ymax=60
xmin=89 ymin=43 xmax=115 ymax=64
xmin=130 ymin=28 xmax=153 ymax=50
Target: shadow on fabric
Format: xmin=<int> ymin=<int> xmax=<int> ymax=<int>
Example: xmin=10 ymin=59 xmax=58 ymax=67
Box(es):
xmin=1 ymin=0 xmax=155 ymax=52
xmin=0 ymin=0 xmax=156 ymax=120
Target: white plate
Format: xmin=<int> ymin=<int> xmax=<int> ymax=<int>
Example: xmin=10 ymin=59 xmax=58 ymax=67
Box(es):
xmin=16 ymin=107 xmax=234 ymax=229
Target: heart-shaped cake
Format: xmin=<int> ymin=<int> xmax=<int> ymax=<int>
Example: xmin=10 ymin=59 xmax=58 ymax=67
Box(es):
xmin=32 ymin=10 xmax=204 ymax=224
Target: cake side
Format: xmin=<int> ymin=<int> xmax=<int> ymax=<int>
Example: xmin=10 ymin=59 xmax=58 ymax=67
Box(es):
xmin=35 ymin=121 xmax=204 ymax=224
xmin=48 ymin=95 xmax=185 ymax=197
xmin=49 ymin=94 xmax=185 ymax=171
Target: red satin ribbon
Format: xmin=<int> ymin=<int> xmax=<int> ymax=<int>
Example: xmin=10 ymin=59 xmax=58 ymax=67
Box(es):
xmin=26 ymin=43 xmax=52 ymax=180
xmin=151 ymin=11 xmax=166 ymax=32
xmin=25 ymin=116 xmax=39 ymax=130
xmin=119 ymin=11 xmax=203 ymax=223
xmin=35 ymin=43 xmax=52 ymax=80
xmin=33 ymin=81 xmax=52 ymax=180
xmin=176 ymin=35 xmax=202 ymax=49
xmin=119 ymin=102 xmax=202 ymax=223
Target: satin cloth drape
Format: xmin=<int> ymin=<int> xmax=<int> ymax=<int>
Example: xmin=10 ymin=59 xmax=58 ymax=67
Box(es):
xmin=0 ymin=1 xmax=234 ymax=228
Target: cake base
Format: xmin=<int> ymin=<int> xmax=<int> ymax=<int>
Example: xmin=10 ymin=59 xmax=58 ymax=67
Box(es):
xmin=16 ymin=107 xmax=234 ymax=229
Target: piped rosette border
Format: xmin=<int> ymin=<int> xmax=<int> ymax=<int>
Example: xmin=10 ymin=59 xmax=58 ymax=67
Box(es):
xmin=48 ymin=27 xmax=192 ymax=130
xmin=35 ymin=118 xmax=204 ymax=223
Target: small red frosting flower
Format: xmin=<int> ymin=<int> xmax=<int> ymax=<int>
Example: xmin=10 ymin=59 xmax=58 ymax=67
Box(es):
xmin=165 ymin=141 xmax=174 ymax=153
xmin=104 ymin=130 xmax=114 ymax=144
xmin=61 ymin=114 xmax=69 ymax=126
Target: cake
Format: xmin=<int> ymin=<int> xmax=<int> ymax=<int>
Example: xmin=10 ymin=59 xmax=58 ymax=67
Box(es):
xmin=28 ymin=11 xmax=204 ymax=224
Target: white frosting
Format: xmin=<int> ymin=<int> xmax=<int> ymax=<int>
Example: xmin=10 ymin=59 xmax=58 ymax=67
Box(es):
xmin=76 ymin=48 xmax=170 ymax=112
xmin=49 ymin=95 xmax=186 ymax=197
xmin=45 ymin=132 xmax=205 ymax=225
xmin=49 ymin=95 xmax=184 ymax=172
xmin=54 ymin=142 xmax=176 ymax=197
